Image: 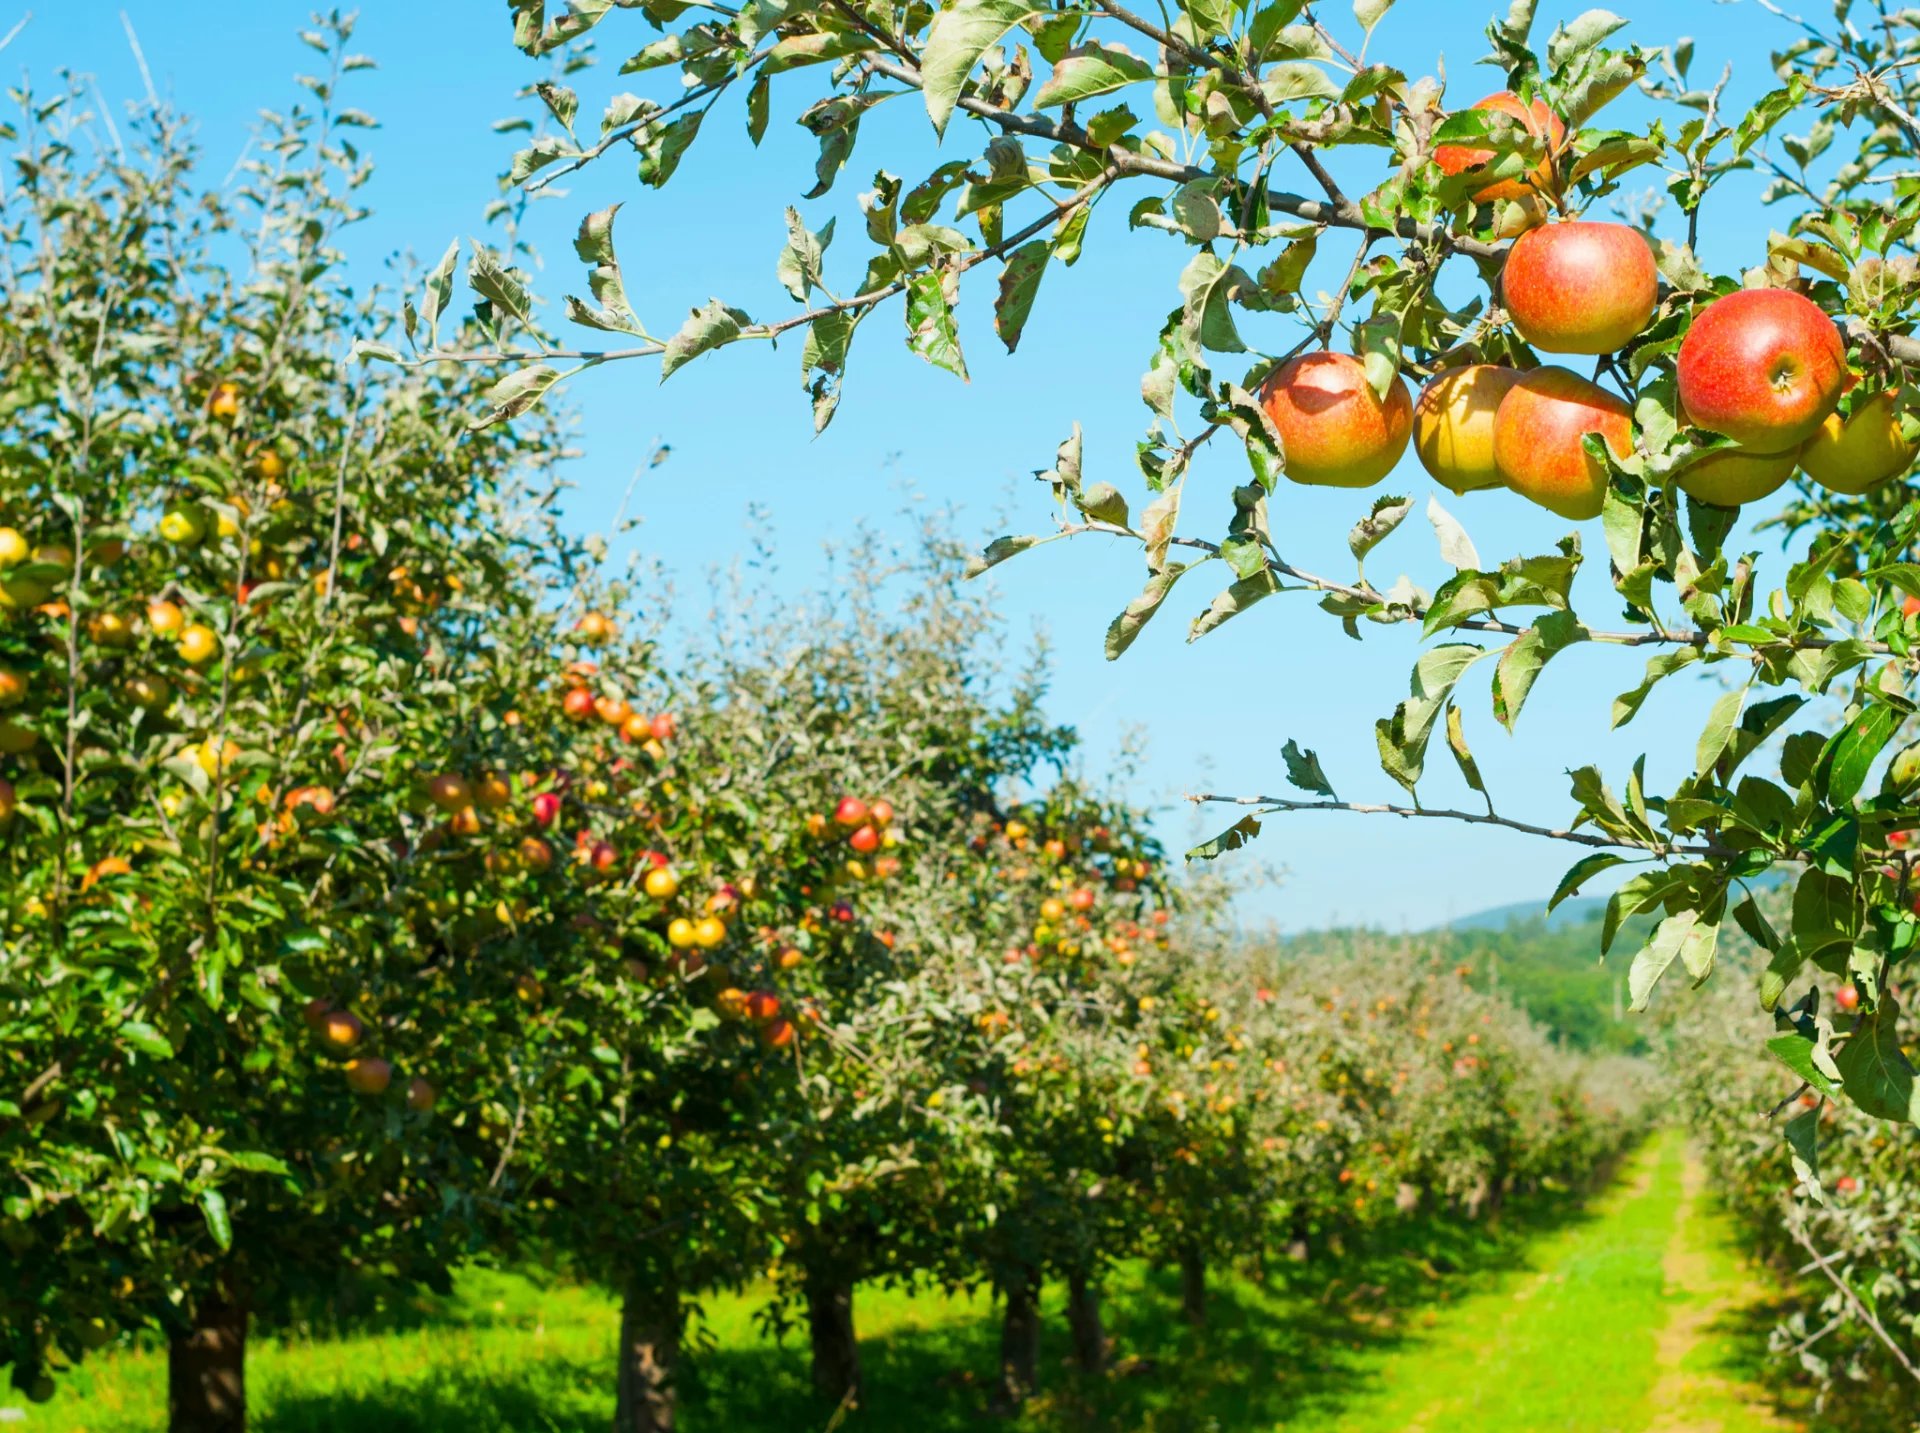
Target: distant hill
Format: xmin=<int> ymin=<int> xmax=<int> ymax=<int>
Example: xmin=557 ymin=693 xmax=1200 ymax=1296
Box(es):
xmin=1432 ymin=895 xmax=1608 ymax=933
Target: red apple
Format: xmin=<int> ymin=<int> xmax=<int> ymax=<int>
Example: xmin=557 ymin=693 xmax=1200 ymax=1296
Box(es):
xmin=530 ymin=791 xmax=562 ymax=828
xmin=1502 ymin=221 xmax=1657 ymax=355
xmin=1493 ymin=366 xmax=1634 ymax=520
xmin=344 ymin=1058 xmax=391 ymax=1095
xmin=405 ymin=1076 xmax=436 ymax=1112
xmin=1261 ymin=352 xmax=1413 ymax=489
xmin=849 ymin=824 xmax=880 ymax=854
xmin=1433 ymin=91 xmax=1565 ymax=204
xmin=1835 ymin=1175 xmax=1858 ymax=1194
xmin=869 ymin=799 xmax=895 ymax=827
xmin=1835 ymin=984 xmax=1861 ymax=1012
xmin=649 ymin=712 xmax=676 ymax=741
xmin=1676 ymin=288 xmax=1847 ymax=452
xmin=562 ymin=687 xmax=596 ymax=721
xmin=426 ymin=773 xmax=470 ymax=812
xmin=834 ymin=796 xmax=869 ymax=827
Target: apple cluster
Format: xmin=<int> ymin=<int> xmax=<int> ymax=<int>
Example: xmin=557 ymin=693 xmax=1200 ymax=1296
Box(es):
xmin=1258 ymin=91 xmax=1917 ymax=521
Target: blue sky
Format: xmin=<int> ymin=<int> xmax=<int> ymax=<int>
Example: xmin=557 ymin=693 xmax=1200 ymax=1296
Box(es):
xmin=23 ymin=0 xmax=1822 ymax=930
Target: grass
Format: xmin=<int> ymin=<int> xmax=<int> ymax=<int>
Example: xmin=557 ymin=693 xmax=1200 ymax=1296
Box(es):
xmin=7 ymin=1131 xmax=1797 ymax=1432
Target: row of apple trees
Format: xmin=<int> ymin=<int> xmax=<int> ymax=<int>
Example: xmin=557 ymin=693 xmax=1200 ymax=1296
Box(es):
xmin=0 ymin=32 xmax=1648 ymax=1433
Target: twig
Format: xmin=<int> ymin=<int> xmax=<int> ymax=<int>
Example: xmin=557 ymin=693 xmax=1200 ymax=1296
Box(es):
xmin=1185 ymin=791 xmax=1703 ymax=854
xmin=1790 ymin=1224 xmax=1920 ymax=1386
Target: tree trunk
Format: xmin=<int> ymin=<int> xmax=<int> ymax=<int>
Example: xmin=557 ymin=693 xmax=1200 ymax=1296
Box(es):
xmin=1178 ymin=1245 xmax=1206 ymax=1328
xmin=805 ymin=1267 xmax=861 ymax=1406
xmin=168 ymin=1292 xmax=247 ymax=1433
xmin=1065 ymin=1269 xmax=1106 ymax=1375
xmin=996 ymin=1266 xmax=1041 ymax=1409
xmin=615 ymin=1268 xmax=680 ymax=1433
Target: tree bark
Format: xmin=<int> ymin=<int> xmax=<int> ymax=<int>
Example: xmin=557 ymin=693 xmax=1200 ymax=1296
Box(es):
xmin=1178 ymin=1245 xmax=1206 ymax=1328
xmin=1065 ymin=1269 xmax=1106 ymax=1375
xmin=615 ymin=1268 xmax=680 ymax=1433
xmin=996 ymin=1266 xmax=1041 ymax=1409
xmin=168 ymin=1292 xmax=247 ymax=1433
xmin=805 ymin=1266 xmax=861 ymax=1406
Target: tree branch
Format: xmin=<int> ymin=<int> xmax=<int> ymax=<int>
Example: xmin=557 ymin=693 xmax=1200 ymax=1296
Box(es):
xmin=1186 ymin=791 xmax=1704 ymax=853
xmin=1790 ymin=1223 xmax=1920 ymax=1387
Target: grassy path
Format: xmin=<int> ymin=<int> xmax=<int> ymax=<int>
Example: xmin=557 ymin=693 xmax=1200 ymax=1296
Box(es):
xmin=1303 ymin=1128 xmax=1797 ymax=1433
xmin=7 ymin=1131 xmax=1796 ymax=1432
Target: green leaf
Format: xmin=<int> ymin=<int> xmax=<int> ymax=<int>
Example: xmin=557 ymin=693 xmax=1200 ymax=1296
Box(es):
xmin=1612 ymin=648 xmax=1700 ymax=728
xmin=905 ymin=271 xmax=969 ymax=380
xmin=468 ymin=247 xmax=534 ymax=326
xmin=995 ymin=240 xmax=1049 ymax=353
xmin=922 ymin=0 xmax=1040 ymax=135
xmin=418 ymin=237 xmax=461 ymax=341
xmin=119 ymin=1020 xmax=174 ymax=1059
xmin=1353 ymin=0 xmax=1394 ymax=36
xmin=1443 ymin=703 xmax=1489 ymax=806
xmin=1825 ymin=702 xmax=1902 ymax=808
xmin=1033 ymin=42 xmax=1154 ymax=108
xmin=1836 ymin=996 xmax=1920 ymax=1122
xmin=1734 ymin=76 xmax=1808 ymax=158
xmin=1106 ymin=562 xmax=1187 ymax=658
xmin=1377 ymin=644 xmax=1487 ymax=795
xmin=1282 ymin=738 xmax=1336 ymax=798
xmin=1349 ymin=494 xmax=1413 ymax=566
xmin=1768 ymin=1033 xmax=1841 ymax=1097
xmin=1426 ymin=495 xmax=1479 ymax=571
xmin=199 ymin=1188 xmax=233 ymax=1251
xmin=1178 ymin=251 xmax=1253 ymax=354
xmin=566 ymin=203 xmax=644 ymax=335
xmin=1492 ymin=611 xmax=1587 ymax=730
xmin=662 ymin=298 xmax=749 ymax=381
xmin=1187 ymin=813 xmax=1262 ymax=862
xmin=1628 ymin=908 xmax=1714 ymax=1012
xmin=472 ymin=364 xmax=562 ymax=430
xmin=1550 ymin=852 xmax=1624 ymax=912
xmin=1784 ymin=1107 xmax=1821 ymax=1191
xmin=776 ymin=208 xmax=834 ymax=303
xmin=1695 ymin=683 xmax=1746 ymax=777
xmin=1189 ymin=569 xmax=1281 ymax=639
xmin=967 ymin=534 xmax=1041 ymax=577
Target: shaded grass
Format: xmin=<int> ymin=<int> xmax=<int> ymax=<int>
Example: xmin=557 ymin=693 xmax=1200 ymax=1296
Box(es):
xmin=8 ymin=1133 xmax=1794 ymax=1432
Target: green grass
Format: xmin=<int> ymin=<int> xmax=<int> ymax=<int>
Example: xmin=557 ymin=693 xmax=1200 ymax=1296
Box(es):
xmin=8 ymin=1132 xmax=1796 ymax=1432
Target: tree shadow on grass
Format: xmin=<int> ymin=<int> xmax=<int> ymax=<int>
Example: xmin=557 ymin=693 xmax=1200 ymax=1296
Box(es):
xmin=251 ymin=1186 xmax=1612 ymax=1433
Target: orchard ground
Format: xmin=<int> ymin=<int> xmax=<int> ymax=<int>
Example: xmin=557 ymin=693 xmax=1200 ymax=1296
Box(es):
xmin=8 ymin=1132 xmax=1800 ymax=1433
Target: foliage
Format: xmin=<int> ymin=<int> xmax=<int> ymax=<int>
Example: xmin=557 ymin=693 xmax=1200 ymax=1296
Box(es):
xmin=420 ymin=0 xmax=1920 ymax=1164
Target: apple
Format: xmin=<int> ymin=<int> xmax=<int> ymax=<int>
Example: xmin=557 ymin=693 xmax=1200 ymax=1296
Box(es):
xmin=473 ymin=773 xmax=513 ymax=809
xmin=87 ymin=611 xmax=135 ymax=648
xmin=1835 ymin=1175 xmax=1858 ymax=1194
xmin=1502 ymin=221 xmax=1657 ymax=355
xmin=746 ymin=989 xmax=780 ymax=1022
xmin=1260 ymin=352 xmax=1413 ymax=488
xmin=344 ymin=1058 xmax=391 ymax=1095
xmin=1433 ymin=91 xmax=1565 ymax=204
xmin=0 ymin=528 xmax=25 ymax=567
xmin=530 ymin=791 xmax=562 ymax=828
xmin=1799 ymin=390 xmax=1918 ymax=495
xmin=1039 ymin=897 xmax=1066 ymax=923
xmin=519 ymin=836 xmax=554 ymax=872
xmin=1413 ymin=367 xmax=1522 ymax=494
xmin=761 ymin=1017 xmax=795 ymax=1049
xmin=667 ymin=917 xmax=697 ymax=948
xmin=1492 ymin=366 xmax=1634 ymax=520
xmin=146 ymin=598 xmax=184 ymax=635
xmin=1835 ymin=984 xmax=1861 ymax=1012
xmin=575 ymin=611 xmax=614 ymax=644
xmin=693 ymin=915 xmax=727 ymax=948
xmin=650 ymin=712 xmax=676 ymax=741
xmin=0 ymin=666 xmax=24 ymax=707
xmin=1676 ymin=288 xmax=1847 ymax=452
xmin=595 ymin=695 xmax=632 ymax=728
xmin=777 ymin=946 xmax=804 ymax=970
xmin=157 ymin=505 xmax=206 ymax=547
xmin=448 ymin=806 xmax=483 ymax=838
xmin=848 ymin=824 xmax=880 ymax=854
xmin=405 ymin=1076 xmax=436 ymax=1112
xmin=177 ymin=623 xmax=220 ymax=665
xmin=562 ymin=687 xmax=595 ymax=721
xmin=426 ymin=774 xmax=471 ymax=812
xmin=644 ymin=866 xmax=680 ymax=900
xmin=834 ymin=796 xmax=870 ymax=827
xmin=124 ymin=673 xmax=173 ymax=711
xmin=209 ymin=381 xmax=241 ymax=419
xmin=869 ymin=798 xmax=894 ymax=827
xmin=1069 ymin=887 xmax=1096 ymax=911
xmin=588 ymin=840 xmax=619 ymax=872
xmin=1673 ymin=445 xmax=1800 ymax=508
xmin=322 ymin=1010 xmax=364 ymax=1049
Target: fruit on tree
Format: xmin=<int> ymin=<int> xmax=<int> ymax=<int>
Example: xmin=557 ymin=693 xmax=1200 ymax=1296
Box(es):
xmin=1492 ymin=366 xmax=1634 ymax=520
xmin=693 ymin=915 xmax=727 ymax=948
xmin=849 ymin=824 xmax=879 ymax=854
xmin=518 ymin=836 xmax=554 ymax=872
xmin=0 ymin=666 xmax=23 ymax=707
xmin=1799 ymin=391 xmax=1918 ymax=495
xmin=344 ymin=1058 xmax=392 ymax=1095
xmin=124 ymin=673 xmax=172 ymax=712
xmin=157 ymin=505 xmax=206 ymax=547
xmin=321 ymin=1010 xmax=364 ymax=1050
xmin=1260 ymin=352 xmax=1413 ymax=488
xmin=834 ymin=796 xmax=869 ymax=827
xmin=870 ymin=798 xmax=894 ymax=827
xmin=762 ymin=1017 xmax=795 ymax=1049
xmin=667 ymin=917 xmax=697 ymax=948
xmin=745 ymin=990 xmax=780 ymax=1022
xmin=649 ymin=712 xmax=676 ymax=741
xmin=1411 ymin=366 xmax=1523 ymax=494
xmin=530 ymin=791 xmax=562 ymax=828
xmin=644 ymin=866 xmax=680 ymax=900
xmin=208 ymin=381 xmax=241 ymax=419
xmin=1672 ymin=446 xmax=1801 ymax=508
xmin=1835 ymin=984 xmax=1861 ymax=1012
xmin=146 ymin=598 xmax=184 ymax=635
xmin=1501 ymin=221 xmax=1658 ymax=355
xmin=1675 ymin=288 xmax=1848 ymax=452
xmin=426 ymin=774 xmax=472 ymax=812
xmin=405 ymin=1077 xmax=436 ymax=1112
xmin=575 ymin=610 xmax=614 ymax=644
xmin=1432 ymin=91 xmax=1565 ymax=204
xmin=1835 ymin=1175 xmax=1859 ymax=1194
xmin=0 ymin=528 xmax=25 ymax=566
xmin=562 ymin=687 xmax=595 ymax=721
xmin=473 ymin=773 xmax=512 ymax=809
xmin=177 ymin=624 xmax=219 ymax=665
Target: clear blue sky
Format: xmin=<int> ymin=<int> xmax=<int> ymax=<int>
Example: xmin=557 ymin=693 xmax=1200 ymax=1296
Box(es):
xmin=22 ymin=1 xmax=1820 ymax=930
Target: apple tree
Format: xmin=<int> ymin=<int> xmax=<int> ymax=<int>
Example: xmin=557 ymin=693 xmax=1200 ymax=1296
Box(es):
xmin=383 ymin=0 xmax=1920 ymax=1180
